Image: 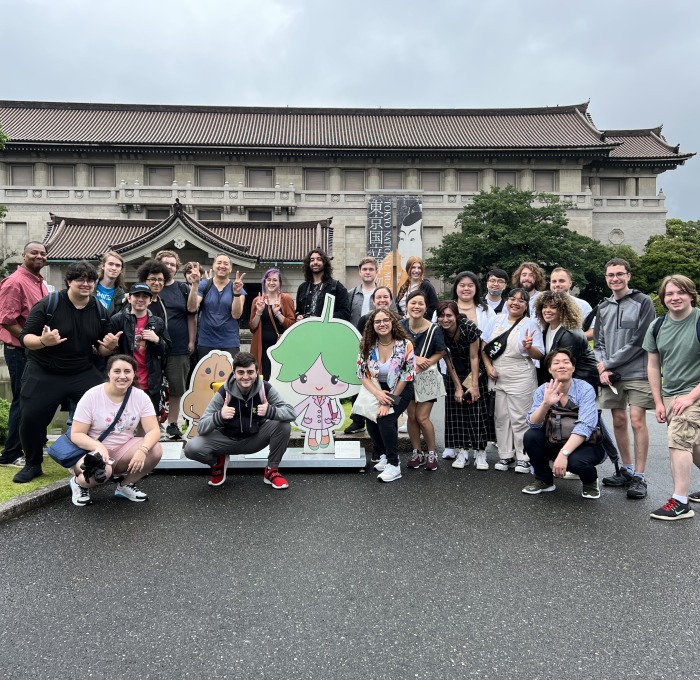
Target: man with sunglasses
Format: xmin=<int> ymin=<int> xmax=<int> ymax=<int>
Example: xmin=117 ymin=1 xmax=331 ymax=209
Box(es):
xmin=594 ymin=258 xmax=656 ymax=498
xmin=14 ymin=261 xmax=122 ymax=483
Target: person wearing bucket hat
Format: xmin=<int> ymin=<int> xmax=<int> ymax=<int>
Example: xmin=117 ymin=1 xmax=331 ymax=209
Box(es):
xmin=109 ymin=282 xmax=171 ymax=414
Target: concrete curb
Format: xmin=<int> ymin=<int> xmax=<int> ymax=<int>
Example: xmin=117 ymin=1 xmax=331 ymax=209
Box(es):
xmin=0 ymin=477 xmax=71 ymax=525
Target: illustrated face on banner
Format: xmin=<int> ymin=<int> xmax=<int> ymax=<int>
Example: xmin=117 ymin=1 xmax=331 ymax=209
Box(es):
xmin=268 ymin=295 xmax=361 ymax=453
xmin=397 ymin=201 xmax=423 ymax=288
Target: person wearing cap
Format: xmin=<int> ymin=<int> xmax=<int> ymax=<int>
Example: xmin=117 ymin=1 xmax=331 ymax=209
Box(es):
xmin=109 ymin=283 xmax=172 ymax=414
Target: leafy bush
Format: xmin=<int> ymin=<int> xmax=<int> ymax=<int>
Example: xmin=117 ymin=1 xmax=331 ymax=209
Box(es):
xmin=0 ymin=398 xmax=9 ymax=444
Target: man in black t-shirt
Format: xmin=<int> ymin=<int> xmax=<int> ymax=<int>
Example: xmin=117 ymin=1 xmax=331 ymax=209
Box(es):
xmin=15 ymin=261 xmax=121 ymax=483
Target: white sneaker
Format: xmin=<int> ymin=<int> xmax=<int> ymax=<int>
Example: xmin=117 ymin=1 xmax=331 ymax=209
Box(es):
xmin=115 ymin=482 xmax=148 ymax=502
xmin=515 ymin=460 xmax=531 ymax=474
xmin=398 ymin=423 xmax=408 ymax=433
xmin=377 ymin=463 xmax=402 ymax=482
xmin=442 ymin=448 xmax=456 ymax=460
xmin=69 ymin=476 xmax=92 ymax=507
xmin=564 ymin=471 xmax=580 ymax=480
xmin=374 ymin=455 xmax=388 ymax=471
xmin=452 ymin=449 xmax=468 ymax=469
xmin=485 ymin=441 xmax=499 ymax=456
xmin=474 ymin=450 xmax=489 ymax=470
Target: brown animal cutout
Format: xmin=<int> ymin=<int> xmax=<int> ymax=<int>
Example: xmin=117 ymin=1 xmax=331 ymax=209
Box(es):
xmin=181 ymin=351 xmax=234 ymax=438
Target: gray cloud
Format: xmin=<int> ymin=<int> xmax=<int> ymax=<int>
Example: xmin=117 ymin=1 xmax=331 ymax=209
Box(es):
xmin=4 ymin=0 xmax=698 ymax=219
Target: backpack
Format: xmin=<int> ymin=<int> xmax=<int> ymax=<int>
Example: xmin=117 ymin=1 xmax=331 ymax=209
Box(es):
xmin=197 ymin=278 xmax=217 ymax=311
xmin=651 ymin=312 xmax=700 ymax=343
xmin=45 ymin=291 xmax=107 ymax=325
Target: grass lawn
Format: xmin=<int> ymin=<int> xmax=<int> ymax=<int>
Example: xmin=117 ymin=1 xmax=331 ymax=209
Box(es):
xmin=0 ymin=458 xmax=70 ymax=503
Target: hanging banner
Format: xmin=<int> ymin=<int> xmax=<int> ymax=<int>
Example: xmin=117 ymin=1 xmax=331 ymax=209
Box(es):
xmin=396 ymin=196 xmax=423 ymax=288
xmin=366 ymin=196 xmax=393 ymax=266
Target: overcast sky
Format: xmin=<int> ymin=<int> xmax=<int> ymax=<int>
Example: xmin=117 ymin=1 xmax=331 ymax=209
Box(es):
xmin=4 ymin=0 xmax=699 ymax=220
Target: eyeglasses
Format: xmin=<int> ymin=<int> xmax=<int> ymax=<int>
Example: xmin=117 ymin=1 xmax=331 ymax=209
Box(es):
xmin=374 ymin=319 xmax=392 ymax=326
xmin=487 ymin=278 xmax=507 ymax=285
xmin=72 ymin=275 xmax=97 ymax=283
xmin=507 ymin=297 xmax=526 ymax=305
xmin=605 ymin=272 xmax=629 ymax=279
xmin=146 ymin=278 xmax=165 ymax=284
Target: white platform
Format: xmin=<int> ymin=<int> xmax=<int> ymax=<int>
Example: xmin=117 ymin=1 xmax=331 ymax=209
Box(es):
xmin=156 ymin=443 xmax=367 ymax=470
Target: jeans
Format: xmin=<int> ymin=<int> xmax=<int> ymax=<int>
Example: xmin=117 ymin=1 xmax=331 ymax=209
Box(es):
xmin=524 ymin=427 xmax=606 ymax=485
xmin=365 ymin=382 xmax=414 ymax=467
xmin=2 ymin=345 xmax=27 ymax=458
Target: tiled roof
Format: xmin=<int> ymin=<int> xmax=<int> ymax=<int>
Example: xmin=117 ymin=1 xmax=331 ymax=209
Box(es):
xmin=44 ymin=212 xmax=334 ymax=263
xmin=0 ymin=100 xmax=614 ymax=151
xmin=602 ymin=127 xmax=693 ymax=161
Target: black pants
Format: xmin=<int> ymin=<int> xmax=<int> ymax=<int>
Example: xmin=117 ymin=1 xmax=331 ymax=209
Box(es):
xmin=524 ymin=427 xmax=606 ymax=485
xmin=365 ymin=382 xmax=414 ymax=467
xmin=20 ymin=361 xmax=103 ymax=468
xmin=3 ymin=345 xmax=27 ymax=457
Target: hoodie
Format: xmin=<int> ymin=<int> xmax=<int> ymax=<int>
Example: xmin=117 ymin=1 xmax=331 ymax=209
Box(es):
xmin=593 ymin=289 xmax=656 ymax=381
xmin=197 ymin=374 xmax=296 ymax=439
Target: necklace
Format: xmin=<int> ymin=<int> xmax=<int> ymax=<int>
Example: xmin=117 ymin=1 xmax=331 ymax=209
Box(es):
xmin=378 ymin=339 xmax=393 ymax=346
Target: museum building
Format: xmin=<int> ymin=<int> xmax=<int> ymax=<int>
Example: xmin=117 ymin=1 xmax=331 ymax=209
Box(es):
xmin=0 ymin=99 xmax=693 ymax=295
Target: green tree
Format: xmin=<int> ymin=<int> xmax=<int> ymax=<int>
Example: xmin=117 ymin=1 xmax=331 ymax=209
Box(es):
xmin=427 ymin=186 xmax=630 ymax=303
xmin=635 ymin=218 xmax=700 ymax=294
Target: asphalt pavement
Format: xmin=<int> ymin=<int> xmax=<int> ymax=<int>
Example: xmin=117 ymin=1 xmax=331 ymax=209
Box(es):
xmin=2 ymin=416 xmax=700 ymax=680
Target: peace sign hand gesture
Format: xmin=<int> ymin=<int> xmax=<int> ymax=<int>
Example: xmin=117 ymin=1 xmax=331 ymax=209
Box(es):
xmin=233 ymin=271 xmax=246 ymax=295
xmin=522 ymin=328 xmax=534 ymax=351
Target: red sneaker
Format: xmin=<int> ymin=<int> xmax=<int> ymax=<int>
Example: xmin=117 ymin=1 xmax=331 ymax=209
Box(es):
xmin=263 ymin=466 xmax=289 ymax=490
xmin=208 ymin=454 xmax=228 ymax=487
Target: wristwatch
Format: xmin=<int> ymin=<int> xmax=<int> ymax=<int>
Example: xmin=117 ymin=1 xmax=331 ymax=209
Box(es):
xmin=561 ymin=448 xmax=571 ymax=457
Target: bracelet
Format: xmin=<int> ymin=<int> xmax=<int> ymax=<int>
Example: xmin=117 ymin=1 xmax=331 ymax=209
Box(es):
xmin=40 ymin=338 xmax=46 ymax=347
xmin=233 ymin=293 xmax=242 ymax=298
xmin=138 ymin=445 xmax=149 ymax=453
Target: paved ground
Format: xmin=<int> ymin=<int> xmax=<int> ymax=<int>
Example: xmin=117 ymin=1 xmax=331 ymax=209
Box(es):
xmin=2 ymin=417 xmax=700 ymax=680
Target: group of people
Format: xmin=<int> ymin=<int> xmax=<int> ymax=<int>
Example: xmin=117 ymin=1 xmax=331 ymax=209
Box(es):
xmin=0 ymin=243 xmax=698 ymax=522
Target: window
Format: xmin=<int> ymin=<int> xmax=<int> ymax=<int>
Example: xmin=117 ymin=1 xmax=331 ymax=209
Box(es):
xmin=458 ymin=171 xmax=479 ymax=192
xmin=496 ymin=171 xmax=517 ymax=188
xmin=247 ymin=168 xmax=274 ymax=188
xmin=197 ymin=167 xmax=225 ymax=186
xmin=420 ymin=171 xmax=441 ymax=191
xmin=249 ymin=210 xmax=272 ymax=221
xmin=600 ymin=179 xmax=622 ymax=196
xmin=343 ymin=170 xmax=365 ymax=191
xmin=9 ymin=165 xmax=33 ymax=185
xmin=147 ymin=167 xmax=174 ymax=185
xmin=146 ymin=207 xmax=171 ymax=219
xmin=381 ymin=170 xmax=403 ymax=190
xmin=305 ymin=169 xmax=328 ymax=191
xmin=51 ymin=165 xmax=75 ymax=186
xmin=198 ymin=209 xmax=222 ymax=220
xmin=534 ymin=171 xmax=555 ymax=192
xmin=92 ymin=166 xmax=116 ymax=187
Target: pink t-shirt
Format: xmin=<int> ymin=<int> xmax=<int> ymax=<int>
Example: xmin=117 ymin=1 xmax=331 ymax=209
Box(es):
xmin=72 ymin=385 xmax=156 ymax=450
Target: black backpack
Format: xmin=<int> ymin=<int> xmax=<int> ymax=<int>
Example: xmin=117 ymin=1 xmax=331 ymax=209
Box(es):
xmin=651 ymin=312 xmax=700 ymax=343
xmin=45 ymin=291 xmax=107 ymax=325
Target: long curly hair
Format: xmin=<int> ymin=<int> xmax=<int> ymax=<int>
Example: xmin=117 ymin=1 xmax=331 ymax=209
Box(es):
xmin=302 ymin=249 xmax=332 ymax=283
xmin=512 ymin=261 xmax=546 ymax=292
xmin=359 ymin=309 xmax=408 ymax=361
xmin=534 ymin=291 xmax=583 ymax=329
xmin=396 ymin=255 xmax=424 ymax=304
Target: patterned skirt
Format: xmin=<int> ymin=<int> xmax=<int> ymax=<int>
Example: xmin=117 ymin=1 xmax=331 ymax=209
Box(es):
xmin=443 ymin=367 xmax=492 ymax=450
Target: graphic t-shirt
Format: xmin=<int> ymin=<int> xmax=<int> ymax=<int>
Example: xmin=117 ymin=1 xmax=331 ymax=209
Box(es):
xmin=73 ymin=385 xmax=156 ymax=450
xmin=95 ymin=283 xmax=116 ymax=310
xmin=133 ymin=315 xmax=149 ymax=389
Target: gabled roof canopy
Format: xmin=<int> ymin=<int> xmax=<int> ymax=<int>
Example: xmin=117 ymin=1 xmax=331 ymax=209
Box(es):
xmin=44 ymin=210 xmax=333 ymax=266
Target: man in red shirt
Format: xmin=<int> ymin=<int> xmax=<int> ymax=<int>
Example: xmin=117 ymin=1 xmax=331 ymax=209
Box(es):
xmin=0 ymin=242 xmax=49 ymax=465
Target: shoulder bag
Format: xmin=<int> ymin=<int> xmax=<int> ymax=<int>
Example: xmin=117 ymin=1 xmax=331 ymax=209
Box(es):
xmin=413 ymin=324 xmax=447 ymax=403
xmin=545 ymin=402 xmax=603 ymax=446
xmin=48 ymin=387 xmax=133 ymax=467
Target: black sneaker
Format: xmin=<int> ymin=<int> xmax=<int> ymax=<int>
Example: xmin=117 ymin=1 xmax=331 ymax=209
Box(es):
xmin=344 ymin=422 xmax=366 ymax=435
xmin=12 ymin=465 xmax=43 ymax=484
xmin=650 ymin=498 xmax=695 ymax=521
xmin=602 ymin=466 xmax=633 ymax=487
xmin=688 ymin=491 xmax=700 ymax=504
xmin=627 ymin=476 xmax=648 ymax=499
xmin=0 ymin=452 xmax=23 ymax=465
xmin=166 ymin=423 xmax=182 ymax=440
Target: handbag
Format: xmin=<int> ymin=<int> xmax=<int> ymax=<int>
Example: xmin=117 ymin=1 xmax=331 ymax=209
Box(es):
xmin=483 ymin=320 xmax=519 ymax=361
xmin=413 ymin=324 xmax=447 ymax=403
xmin=48 ymin=387 xmax=133 ymax=467
xmin=351 ymin=382 xmax=382 ymax=423
xmin=545 ymin=402 xmax=603 ymax=446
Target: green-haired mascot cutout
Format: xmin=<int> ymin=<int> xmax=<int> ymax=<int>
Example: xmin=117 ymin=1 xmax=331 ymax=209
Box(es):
xmin=269 ymin=295 xmax=361 ymax=453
